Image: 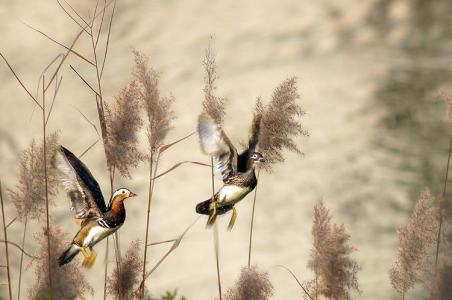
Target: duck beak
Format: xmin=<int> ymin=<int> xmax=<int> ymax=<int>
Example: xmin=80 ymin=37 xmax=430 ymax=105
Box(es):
xmin=129 ymin=191 xmax=137 ymax=197
xmin=259 ymin=158 xmax=266 ymax=163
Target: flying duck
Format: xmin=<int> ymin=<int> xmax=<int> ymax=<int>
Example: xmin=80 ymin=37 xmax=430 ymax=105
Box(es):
xmin=196 ymin=113 xmax=265 ymax=229
xmin=53 ymin=146 xmax=137 ymax=268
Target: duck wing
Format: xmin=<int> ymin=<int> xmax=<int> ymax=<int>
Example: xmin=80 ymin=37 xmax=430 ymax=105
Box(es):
xmin=238 ymin=112 xmax=262 ymax=172
xmin=53 ymin=146 xmax=107 ymax=220
xmin=197 ymin=113 xmax=238 ymax=181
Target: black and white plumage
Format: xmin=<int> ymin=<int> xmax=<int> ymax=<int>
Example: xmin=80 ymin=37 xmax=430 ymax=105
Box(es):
xmin=53 ymin=146 xmax=137 ymax=268
xmin=196 ymin=113 xmax=265 ymax=229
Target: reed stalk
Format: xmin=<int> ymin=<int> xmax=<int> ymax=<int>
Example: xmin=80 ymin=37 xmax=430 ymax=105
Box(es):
xmin=210 ymin=157 xmax=223 ymax=300
xmin=17 ymin=216 xmax=28 ymax=300
xmin=435 ymin=137 xmax=452 ymax=272
xmin=141 ymin=151 xmax=161 ymax=297
xmin=42 ymin=76 xmax=52 ymax=290
xmin=0 ymin=180 xmax=13 ymax=300
xmin=247 ymin=169 xmax=260 ymax=268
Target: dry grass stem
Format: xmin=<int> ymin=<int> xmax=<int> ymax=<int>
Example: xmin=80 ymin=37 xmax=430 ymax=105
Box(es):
xmin=276 ymin=265 xmax=314 ymax=300
xmin=107 ymin=240 xmax=143 ymax=300
xmin=256 ymin=77 xmax=308 ymax=171
xmin=0 ymin=180 xmax=13 ymax=300
xmin=390 ymin=189 xmax=438 ymax=298
xmin=28 ymin=227 xmax=93 ymax=300
xmin=224 ymin=266 xmax=274 ymax=300
xmin=307 ymin=200 xmax=361 ymax=300
xmin=0 ymin=239 xmax=40 ymax=259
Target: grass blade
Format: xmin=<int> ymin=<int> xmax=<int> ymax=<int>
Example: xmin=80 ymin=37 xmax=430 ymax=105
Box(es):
xmin=275 ymin=265 xmax=314 ymax=300
xmin=152 ymin=161 xmax=210 ymax=180
xmin=159 ymin=131 xmax=196 ymax=153
xmin=23 ymin=22 xmax=94 ymax=66
xmin=0 ymin=52 xmax=42 ymax=110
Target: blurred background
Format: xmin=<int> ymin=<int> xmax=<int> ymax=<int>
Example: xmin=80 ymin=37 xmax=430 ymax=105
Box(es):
xmin=1 ymin=0 xmax=452 ymax=299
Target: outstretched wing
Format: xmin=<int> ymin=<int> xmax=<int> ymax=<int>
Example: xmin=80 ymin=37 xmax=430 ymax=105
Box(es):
xmin=197 ymin=113 xmax=238 ymax=181
xmin=238 ymin=112 xmax=262 ymax=172
xmin=53 ymin=146 xmax=107 ymax=220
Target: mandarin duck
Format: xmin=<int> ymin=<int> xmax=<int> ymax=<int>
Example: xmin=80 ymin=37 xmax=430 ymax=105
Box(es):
xmin=53 ymin=146 xmax=137 ymax=268
xmin=195 ymin=113 xmax=266 ymax=230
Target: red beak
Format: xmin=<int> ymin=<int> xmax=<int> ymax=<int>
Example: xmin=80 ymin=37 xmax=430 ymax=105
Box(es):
xmin=129 ymin=191 xmax=137 ymax=197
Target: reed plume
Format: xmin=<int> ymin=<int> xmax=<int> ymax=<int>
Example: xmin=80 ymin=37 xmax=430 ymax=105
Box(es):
xmin=107 ymin=240 xmax=143 ymax=300
xmin=202 ymin=41 xmax=225 ymax=125
xmin=133 ymin=50 xmax=175 ymax=155
xmin=28 ymin=226 xmax=93 ymax=300
xmin=224 ymin=266 xmax=274 ymax=300
xmin=105 ymin=81 xmax=144 ymax=178
xmin=248 ymin=78 xmax=307 ymax=267
xmin=8 ymin=132 xmax=60 ymax=222
xmin=256 ymin=77 xmax=308 ymax=171
xmin=200 ymin=41 xmax=227 ymax=299
xmin=307 ymin=200 xmax=361 ymax=300
xmin=133 ymin=49 xmax=175 ymax=297
xmin=8 ymin=133 xmax=59 ymax=299
xmin=389 ymin=189 xmax=438 ymax=299
xmin=440 ymin=90 xmax=452 ymax=121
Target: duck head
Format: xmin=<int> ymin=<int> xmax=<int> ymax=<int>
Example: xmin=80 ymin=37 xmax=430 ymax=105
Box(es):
xmin=111 ymin=188 xmax=137 ymax=202
xmin=250 ymin=152 xmax=266 ymax=166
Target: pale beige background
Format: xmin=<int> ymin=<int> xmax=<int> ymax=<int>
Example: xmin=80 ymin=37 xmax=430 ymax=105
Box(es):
xmin=1 ymin=0 xmax=451 ymax=299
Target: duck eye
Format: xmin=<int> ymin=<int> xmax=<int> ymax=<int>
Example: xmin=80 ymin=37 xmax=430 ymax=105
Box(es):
xmin=122 ymin=191 xmax=125 ymax=194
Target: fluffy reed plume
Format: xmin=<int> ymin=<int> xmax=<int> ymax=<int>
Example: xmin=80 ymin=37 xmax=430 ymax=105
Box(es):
xmin=224 ymin=266 xmax=274 ymax=300
xmin=107 ymin=240 xmax=143 ymax=300
xmin=202 ymin=43 xmax=225 ymax=125
xmin=389 ymin=189 xmax=438 ymax=299
xmin=133 ymin=49 xmax=175 ymax=297
xmin=440 ymin=90 xmax=452 ymax=120
xmin=29 ymin=226 xmax=93 ymax=300
xmin=256 ymin=77 xmax=308 ymax=170
xmin=105 ymin=81 xmax=144 ymax=178
xmin=432 ymin=261 xmax=452 ymax=300
xmin=133 ymin=50 xmax=175 ymax=154
xmin=307 ymin=200 xmax=361 ymax=300
xmin=8 ymin=132 xmax=59 ymax=221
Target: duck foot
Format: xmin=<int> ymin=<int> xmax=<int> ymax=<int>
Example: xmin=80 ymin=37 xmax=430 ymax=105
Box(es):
xmin=81 ymin=247 xmax=97 ymax=268
xmin=227 ymin=206 xmax=237 ymax=231
xmin=207 ymin=201 xmax=218 ymax=226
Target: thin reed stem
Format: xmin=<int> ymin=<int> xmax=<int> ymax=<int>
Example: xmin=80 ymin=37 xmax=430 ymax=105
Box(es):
xmin=42 ymin=77 xmax=52 ymax=290
xmin=435 ymin=137 xmax=452 ymax=271
xmin=17 ymin=216 xmax=28 ymax=300
xmin=248 ymin=169 xmax=261 ymax=267
xmin=211 ymin=157 xmax=223 ymax=300
xmin=141 ymin=151 xmax=161 ymax=297
xmin=0 ymin=180 xmax=13 ymax=300
xmin=103 ymin=237 xmax=109 ymax=300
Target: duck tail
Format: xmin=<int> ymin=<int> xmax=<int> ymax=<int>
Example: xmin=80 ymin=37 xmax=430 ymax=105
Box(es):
xmin=58 ymin=244 xmax=80 ymax=266
xmin=196 ymin=199 xmax=211 ymax=215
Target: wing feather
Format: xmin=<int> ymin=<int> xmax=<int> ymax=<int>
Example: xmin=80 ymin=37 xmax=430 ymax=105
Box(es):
xmin=53 ymin=146 xmax=107 ymax=219
xmin=197 ymin=114 xmax=238 ymax=181
xmin=238 ymin=112 xmax=262 ymax=171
